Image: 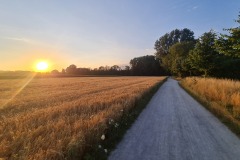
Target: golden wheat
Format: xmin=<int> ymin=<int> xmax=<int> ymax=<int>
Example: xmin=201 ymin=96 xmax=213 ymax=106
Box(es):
xmin=0 ymin=76 xmax=165 ymax=159
xmin=181 ymin=77 xmax=240 ymax=121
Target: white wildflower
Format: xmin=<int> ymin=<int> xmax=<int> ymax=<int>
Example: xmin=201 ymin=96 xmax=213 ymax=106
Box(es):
xmin=115 ymin=123 xmax=119 ymax=128
xmin=109 ymin=119 xmax=114 ymax=125
xmin=98 ymin=145 xmax=102 ymax=148
xmin=104 ymin=149 xmax=108 ymax=153
xmin=101 ymin=134 xmax=105 ymax=140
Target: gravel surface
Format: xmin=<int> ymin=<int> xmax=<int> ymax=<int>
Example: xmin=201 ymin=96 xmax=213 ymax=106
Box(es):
xmin=108 ymin=78 xmax=240 ymax=160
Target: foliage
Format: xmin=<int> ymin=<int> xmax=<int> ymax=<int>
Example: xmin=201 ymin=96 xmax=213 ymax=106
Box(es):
xmin=153 ymin=11 xmax=240 ymax=79
xmin=130 ymin=55 xmax=164 ymax=76
xmin=154 ymin=28 xmax=195 ymax=58
xmin=188 ymin=30 xmax=219 ymax=77
xmin=66 ymin=64 xmax=77 ymax=74
xmin=215 ymin=14 xmax=240 ymax=58
xmin=167 ymin=41 xmax=195 ymax=77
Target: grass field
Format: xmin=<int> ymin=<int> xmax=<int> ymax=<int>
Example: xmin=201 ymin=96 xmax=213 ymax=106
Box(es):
xmin=0 ymin=76 xmax=165 ymax=159
xmin=181 ymin=77 xmax=240 ymax=135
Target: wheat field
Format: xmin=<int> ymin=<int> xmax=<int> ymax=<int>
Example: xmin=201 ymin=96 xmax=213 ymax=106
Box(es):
xmin=181 ymin=77 xmax=240 ymax=131
xmin=0 ymin=76 xmax=165 ymax=159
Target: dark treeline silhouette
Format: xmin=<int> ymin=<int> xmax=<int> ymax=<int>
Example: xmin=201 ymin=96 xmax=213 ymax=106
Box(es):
xmin=130 ymin=55 xmax=165 ymax=76
xmin=51 ymin=55 xmax=165 ymax=76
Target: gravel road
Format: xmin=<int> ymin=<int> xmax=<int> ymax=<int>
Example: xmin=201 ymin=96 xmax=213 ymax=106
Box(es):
xmin=108 ymin=78 xmax=240 ymax=160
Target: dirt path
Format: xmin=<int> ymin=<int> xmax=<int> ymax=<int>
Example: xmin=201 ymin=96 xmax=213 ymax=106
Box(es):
xmin=109 ymin=78 xmax=240 ymax=160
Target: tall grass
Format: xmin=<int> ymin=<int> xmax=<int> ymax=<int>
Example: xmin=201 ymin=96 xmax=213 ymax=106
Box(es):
xmin=0 ymin=77 xmax=165 ymax=159
xmin=181 ymin=77 xmax=240 ymax=134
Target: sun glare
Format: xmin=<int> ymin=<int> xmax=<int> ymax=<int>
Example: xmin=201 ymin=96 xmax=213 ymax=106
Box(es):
xmin=36 ymin=61 xmax=48 ymax=71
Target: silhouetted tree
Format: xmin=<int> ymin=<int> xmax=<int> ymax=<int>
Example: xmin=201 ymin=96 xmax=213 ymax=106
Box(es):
xmin=99 ymin=66 xmax=105 ymax=71
xmin=110 ymin=65 xmax=121 ymax=71
xmin=66 ymin=64 xmax=77 ymax=74
xmin=51 ymin=69 xmax=59 ymax=74
xmin=130 ymin=55 xmax=163 ymax=76
xmin=125 ymin=66 xmax=130 ymax=71
xmin=61 ymin=69 xmax=66 ymax=74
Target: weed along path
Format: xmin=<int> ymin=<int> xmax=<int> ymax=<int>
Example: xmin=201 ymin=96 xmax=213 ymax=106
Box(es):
xmin=108 ymin=78 xmax=240 ymax=160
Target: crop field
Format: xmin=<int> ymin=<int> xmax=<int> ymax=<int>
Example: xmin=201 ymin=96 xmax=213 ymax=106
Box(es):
xmin=0 ymin=76 xmax=165 ymax=159
xmin=181 ymin=77 xmax=240 ymax=133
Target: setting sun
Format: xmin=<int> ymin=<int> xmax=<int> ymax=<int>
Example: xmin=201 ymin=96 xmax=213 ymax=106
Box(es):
xmin=36 ymin=61 xmax=48 ymax=71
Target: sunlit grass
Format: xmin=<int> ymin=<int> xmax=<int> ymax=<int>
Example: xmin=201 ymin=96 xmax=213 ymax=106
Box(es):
xmin=181 ymin=77 xmax=240 ymax=134
xmin=0 ymin=77 xmax=165 ymax=159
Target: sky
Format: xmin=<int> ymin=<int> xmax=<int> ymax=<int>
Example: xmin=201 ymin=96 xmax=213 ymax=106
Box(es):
xmin=0 ymin=0 xmax=239 ymax=71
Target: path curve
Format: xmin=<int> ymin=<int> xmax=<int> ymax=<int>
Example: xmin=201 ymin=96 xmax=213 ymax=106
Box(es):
xmin=109 ymin=78 xmax=240 ymax=160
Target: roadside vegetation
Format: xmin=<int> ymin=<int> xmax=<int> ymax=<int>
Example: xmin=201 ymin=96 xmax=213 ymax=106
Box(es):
xmin=0 ymin=76 xmax=166 ymax=160
xmin=154 ymin=13 xmax=240 ymax=79
xmin=180 ymin=77 xmax=240 ymax=135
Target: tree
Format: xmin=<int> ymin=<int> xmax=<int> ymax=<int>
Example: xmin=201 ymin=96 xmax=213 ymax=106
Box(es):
xmin=125 ymin=66 xmax=130 ymax=71
xmin=110 ymin=65 xmax=121 ymax=71
xmin=215 ymin=13 xmax=240 ymax=58
xmin=154 ymin=28 xmax=195 ymax=58
xmin=98 ymin=66 xmax=105 ymax=71
xmin=61 ymin=69 xmax=66 ymax=74
xmin=168 ymin=41 xmax=195 ymax=77
xmin=66 ymin=64 xmax=77 ymax=74
xmin=188 ymin=30 xmax=219 ymax=77
xmin=130 ymin=55 xmax=163 ymax=76
xmin=51 ymin=69 xmax=59 ymax=74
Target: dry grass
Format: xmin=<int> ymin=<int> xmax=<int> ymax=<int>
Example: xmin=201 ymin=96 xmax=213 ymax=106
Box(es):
xmin=181 ymin=77 xmax=240 ymax=134
xmin=0 ymin=76 xmax=165 ymax=159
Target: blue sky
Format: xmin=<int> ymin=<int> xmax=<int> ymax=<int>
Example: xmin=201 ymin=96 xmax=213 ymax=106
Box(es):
xmin=0 ymin=0 xmax=239 ymax=71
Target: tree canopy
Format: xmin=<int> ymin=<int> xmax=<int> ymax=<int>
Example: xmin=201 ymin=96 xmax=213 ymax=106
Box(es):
xmin=215 ymin=14 xmax=240 ymax=58
xmin=130 ymin=55 xmax=163 ymax=76
xmin=154 ymin=28 xmax=195 ymax=58
xmin=188 ymin=30 xmax=219 ymax=77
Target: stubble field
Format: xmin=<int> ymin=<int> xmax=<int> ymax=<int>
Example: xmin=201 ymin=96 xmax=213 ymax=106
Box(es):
xmin=0 ymin=76 xmax=165 ymax=159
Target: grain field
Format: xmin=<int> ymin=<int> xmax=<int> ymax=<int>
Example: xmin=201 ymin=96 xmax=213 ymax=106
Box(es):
xmin=0 ymin=76 xmax=165 ymax=159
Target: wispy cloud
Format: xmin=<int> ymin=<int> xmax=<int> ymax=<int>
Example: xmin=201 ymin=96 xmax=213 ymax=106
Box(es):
xmin=187 ymin=6 xmax=199 ymax=12
xmin=3 ymin=37 xmax=32 ymax=43
xmin=192 ymin=6 xmax=198 ymax=10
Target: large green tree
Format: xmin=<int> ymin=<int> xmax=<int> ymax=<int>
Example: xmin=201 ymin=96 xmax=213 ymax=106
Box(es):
xmin=188 ymin=30 xmax=219 ymax=77
xmin=168 ymin=41 xmax=195 ymax=77
xmin=154 ymin=28 xmax=195 ymax=58
xmin=215 ymin=14 xmax=240 ymax=58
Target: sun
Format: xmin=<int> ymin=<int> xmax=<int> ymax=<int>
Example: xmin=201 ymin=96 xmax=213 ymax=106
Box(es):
xmin=36 ymin=61 xmax=48 ymax=71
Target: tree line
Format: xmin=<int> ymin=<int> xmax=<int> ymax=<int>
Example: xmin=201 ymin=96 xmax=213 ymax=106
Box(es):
xmin=154 ymin=13 xmax=240 ymax=79
xmin=51 ymin=55 xmax=164 ymax=76
xmin=51 ymin=13 xmax=239 ymax=78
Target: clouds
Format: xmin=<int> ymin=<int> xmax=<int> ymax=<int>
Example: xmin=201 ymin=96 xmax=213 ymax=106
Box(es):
xmin=192 ymin=6 xmax=198 ymax=10
xmin=2 ymin=37 xmax=35 ymax=44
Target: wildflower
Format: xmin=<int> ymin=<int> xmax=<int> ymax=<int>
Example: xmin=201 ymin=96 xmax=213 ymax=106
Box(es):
xmin=108 ymin=119 xmax=114 ymax=125
xmin=98 ymin=145 xmax=102 ymax=148
xmin=115 ymin=123 xmax=119 ymax=128
xmin=104 ymin=149 xmax=108 ymax=153
xmin=101 ymin=134 xmax=105 ymax=140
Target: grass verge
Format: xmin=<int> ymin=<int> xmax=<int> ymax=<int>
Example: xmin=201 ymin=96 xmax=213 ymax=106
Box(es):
xmin=83 ymin=77 xmax=167 ymax=160
xmin=179 ymin=80 xmax=240 ymax=137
